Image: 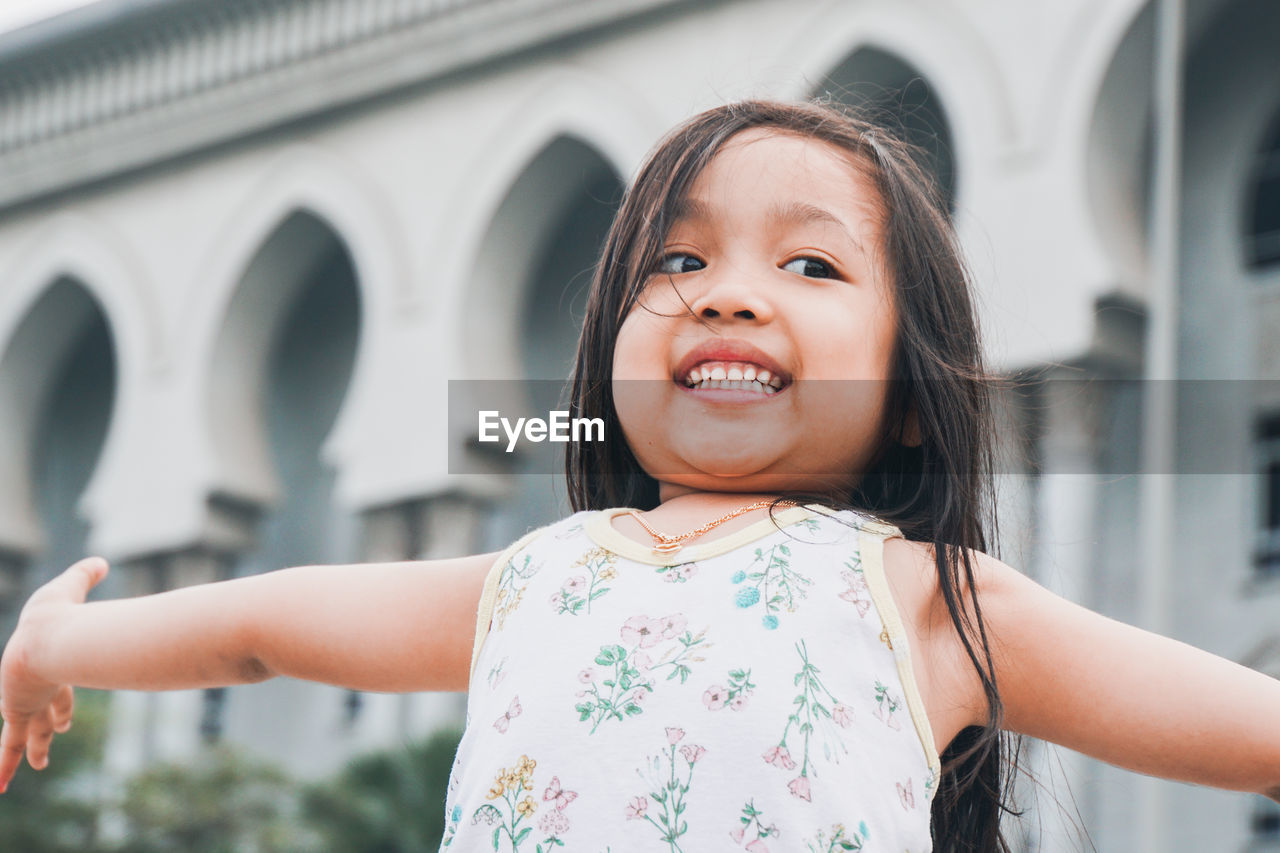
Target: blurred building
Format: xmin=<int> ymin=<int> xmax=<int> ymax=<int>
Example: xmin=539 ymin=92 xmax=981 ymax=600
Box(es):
xmin=0 ymin=0 xmax=1277 ymax=850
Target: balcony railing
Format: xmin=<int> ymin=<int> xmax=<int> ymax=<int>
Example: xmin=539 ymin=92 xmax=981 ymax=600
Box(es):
xmin=0 ymin=0 xmax=696 ymax=208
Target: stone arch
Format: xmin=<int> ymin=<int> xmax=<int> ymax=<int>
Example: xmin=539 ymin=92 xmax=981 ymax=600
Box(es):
xmin=433 ymin=70 xmax=659 ymax=381
xmin=780 ymin=0 xmax=1017 ymax=212
xmin=1243 ymin=105 xmax=1280 ymax=271
xmin=0 ymin=213 xmax=156 ymax=551
xmin=0 ymin=278 xmax=117 ymax=557
xmin=1177 ymin=0 xmax=1280 ymax=373
xmin=1180 ymin=0 xmax=1280 ymax=294
xmin=198 ymin=209 xmax=362 ymax=507
xmin=181 ymin=145 xmax=404 ymax=506
xmin=811 ymin=46 xmax=958 ymax=211
xmin=199 ymin=213 xmax=363 ymax=765
xmin=459 ymin=134 xmax=624 ymax=380
xmin=424 ymin=73 xmax=646 ymax=535
xmin=1083 ymin=1 xmax=1156 ymax=289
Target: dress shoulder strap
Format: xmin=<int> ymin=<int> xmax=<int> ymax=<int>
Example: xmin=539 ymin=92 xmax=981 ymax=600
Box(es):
xmin=469 ymin=525 xmax=551 ymax=681
xmin=855 ymin=519 xmax=943 ymax=779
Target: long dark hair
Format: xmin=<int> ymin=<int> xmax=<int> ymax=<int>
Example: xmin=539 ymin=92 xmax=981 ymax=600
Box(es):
xmin=565 ymin=99 xmax=1019 ymax=852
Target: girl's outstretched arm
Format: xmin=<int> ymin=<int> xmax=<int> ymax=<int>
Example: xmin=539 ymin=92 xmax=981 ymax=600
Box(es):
xmin=0 ymin=550 xmax=497 ymax=791
xmin=978 ymin=552 xmax=1280 ymax=802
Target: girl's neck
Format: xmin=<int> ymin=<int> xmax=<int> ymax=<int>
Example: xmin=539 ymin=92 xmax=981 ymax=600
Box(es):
xmin=615 ymin=489 xmax=801 ymax=552
xmin=653 ymin=489 xmax=785 ymax=514
xmin=654 ymin=478 xmax=852 ymax=512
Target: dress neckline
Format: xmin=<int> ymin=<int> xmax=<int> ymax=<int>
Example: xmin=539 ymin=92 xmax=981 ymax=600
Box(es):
xmin=583 ymin=504 xmax=823 ymax=566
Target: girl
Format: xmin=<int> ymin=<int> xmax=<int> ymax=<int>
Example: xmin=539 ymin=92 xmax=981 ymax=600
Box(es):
xmin=2 ymin=100 xmax=1278 ymax=853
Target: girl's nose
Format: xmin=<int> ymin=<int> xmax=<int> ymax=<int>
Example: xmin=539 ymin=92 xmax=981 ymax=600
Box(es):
xmin=687 ymin=271 xmax=775 ymax=324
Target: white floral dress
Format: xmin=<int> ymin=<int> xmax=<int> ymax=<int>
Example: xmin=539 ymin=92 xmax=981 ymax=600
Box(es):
xmin=440 ymin=505 xmax=942 ymax=853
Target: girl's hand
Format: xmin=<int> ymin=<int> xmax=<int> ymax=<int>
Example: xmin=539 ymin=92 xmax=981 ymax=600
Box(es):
xmin=0 ymin=556 xmax=107 ymax=792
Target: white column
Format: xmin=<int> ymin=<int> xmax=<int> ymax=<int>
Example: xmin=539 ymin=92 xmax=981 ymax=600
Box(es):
xmin=345 ymin=494 xmax=488 ymax=753
xmin=1137 ymin=1 xmax=1185 ymax=850
xmin=399 ymin=494 xmax=487 ymax=739
xmin=100 ymin=550 xmax=229 ymax=788
xmin=1020 ymin=375 xmax=1104 ymax=853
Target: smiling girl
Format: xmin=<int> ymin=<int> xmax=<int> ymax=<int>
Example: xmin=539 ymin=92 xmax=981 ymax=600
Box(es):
xmin=3 ymin=100 xmax=1279 ymax=853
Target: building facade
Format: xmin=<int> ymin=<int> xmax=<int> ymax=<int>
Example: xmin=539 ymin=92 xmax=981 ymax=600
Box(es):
xmin=0 ymin=0 xmax=1277 ymax=849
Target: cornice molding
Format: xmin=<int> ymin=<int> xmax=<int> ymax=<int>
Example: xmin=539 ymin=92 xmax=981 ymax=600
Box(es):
xmin=0 ymin=0 xmax=695 ymax=210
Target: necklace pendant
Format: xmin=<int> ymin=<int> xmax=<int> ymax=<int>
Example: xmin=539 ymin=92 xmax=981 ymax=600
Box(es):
xmin=652 ymin=541 xmax=684 ymax=555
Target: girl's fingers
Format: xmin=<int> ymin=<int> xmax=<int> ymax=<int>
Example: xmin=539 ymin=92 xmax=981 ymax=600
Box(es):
xmin=51 ymin=686 xmax=74 ymax=733
xmin=24 ymin=707 xmax=55 ymax=771
xmin=50 ymin=556 xmax=109 ymax=604
xmin=0 ymin=716 xmax=28 ymax=793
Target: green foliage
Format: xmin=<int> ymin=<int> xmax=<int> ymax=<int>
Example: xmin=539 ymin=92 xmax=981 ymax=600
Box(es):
xmin=300 ymin=726 xmax=464 ymax=853
xmin=0 ymin=692 xmax=462 ymax=853
xmin=112 ymin=746 xmax=317 ymax=853
xmin=0 ymin=689 xmax=110 ymax=853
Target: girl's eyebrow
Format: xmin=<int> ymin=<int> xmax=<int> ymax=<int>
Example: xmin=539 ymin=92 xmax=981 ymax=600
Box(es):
xmin=671 ymin=197 xmax=865 ymax=255
xmin=670 ymin=197 xmax=711 ymax=223
xmin=767 ymin=200 xmax=859 ymax=248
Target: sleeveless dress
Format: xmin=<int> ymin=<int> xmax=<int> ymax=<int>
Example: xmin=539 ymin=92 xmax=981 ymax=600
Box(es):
xmin=440 ymin=505 xmax=942 ymax=852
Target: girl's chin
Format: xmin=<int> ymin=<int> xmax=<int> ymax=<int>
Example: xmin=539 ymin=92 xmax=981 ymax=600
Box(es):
xmin=655 ymin=469 xmax=855 ymax=497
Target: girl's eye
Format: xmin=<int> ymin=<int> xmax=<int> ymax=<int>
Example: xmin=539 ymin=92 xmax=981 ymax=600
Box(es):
xmin=657 ymin=253 xmax=706 ymax=274
xmin=782 ymin=257 xmax=835 ymax=279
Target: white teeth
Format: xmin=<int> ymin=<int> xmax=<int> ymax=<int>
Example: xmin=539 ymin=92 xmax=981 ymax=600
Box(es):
xmin=683 ymin=362 xmax=786 ymax=394
xmin=686 ymin=378 xmax=780 ymax=395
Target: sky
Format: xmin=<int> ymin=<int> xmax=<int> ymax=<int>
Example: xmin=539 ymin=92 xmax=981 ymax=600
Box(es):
xmin=0 ymin=0 xmax=101 ymax=36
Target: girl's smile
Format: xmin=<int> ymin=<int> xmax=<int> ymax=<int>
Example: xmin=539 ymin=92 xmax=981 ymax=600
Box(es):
xmin=611 ymin=128 xmax=899 ymax=500
xmin=675 ymin=337 xmax=790 ymax=400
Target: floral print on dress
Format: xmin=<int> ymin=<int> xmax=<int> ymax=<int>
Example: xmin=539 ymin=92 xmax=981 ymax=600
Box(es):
xmin=536 ymin=776 xmax=578 ymax=850
xmin=487 ymin=657 xmax=509 ymax=690
xmin=628 ymin=727 xmax=706 ymax=853
xmin=804 ymin=821 xmax=870 ymax=852
xmin=762 ymin=641 xmax=855 ymax=799
xmin=549 ymin=548 xmax=618 ymax=615
xmin=469 ymin=755 xmax=577 ymax=852
xmin=655 ymin=561 xmax=699 ymax=583
xmin=702 ymin=668 xmax=755 ymax=712
xmin=838 ymin=554 xmax=872 ymax=618
xmin=873 ymin=679 xmax=904 ymax=730
xmin=554 ymin=522 xmax=586 ymax=540
xmin=493 ymin=695 xmax=522 ymax=734
xmin=730 ymin=542 xmax=813 ymax=629
xmin=730 ymin=799 xmax=779 ymax=851
xmin=575 ymin=614 xmax=710 ymax=733
xmin=896 ymin=777 xmax=916 ymax=810
xmin=441 ymin=803 xmax=462 ymax=847
xmin=448 ymin=512 xmax=935 ymax=851
xmin=493 ymin=553 xmax=542 ymax=630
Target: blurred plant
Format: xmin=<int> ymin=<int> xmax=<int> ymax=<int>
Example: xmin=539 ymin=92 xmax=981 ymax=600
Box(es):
xmin=300 ymin=725 xmax=464 ymax=853
xmin=0 ymin=694 xmax=462 ymax=853
xmin=0 ymin=688 xmax=110 ymax=852
xmin=110 ymin=744 xmax=318 ymax=853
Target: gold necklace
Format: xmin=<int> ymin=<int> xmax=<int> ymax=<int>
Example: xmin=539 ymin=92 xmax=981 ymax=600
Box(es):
xmin=627 ymin=499 xmax=797 ymax=556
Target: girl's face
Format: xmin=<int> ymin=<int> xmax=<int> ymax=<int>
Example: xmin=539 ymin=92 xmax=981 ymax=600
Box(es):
xmin=612 ymin=128 xmax=899 ymax=501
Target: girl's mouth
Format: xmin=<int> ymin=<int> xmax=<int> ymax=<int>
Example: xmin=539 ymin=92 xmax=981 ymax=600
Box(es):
xmin=681 ymin=361 xmax=787 ymax=396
